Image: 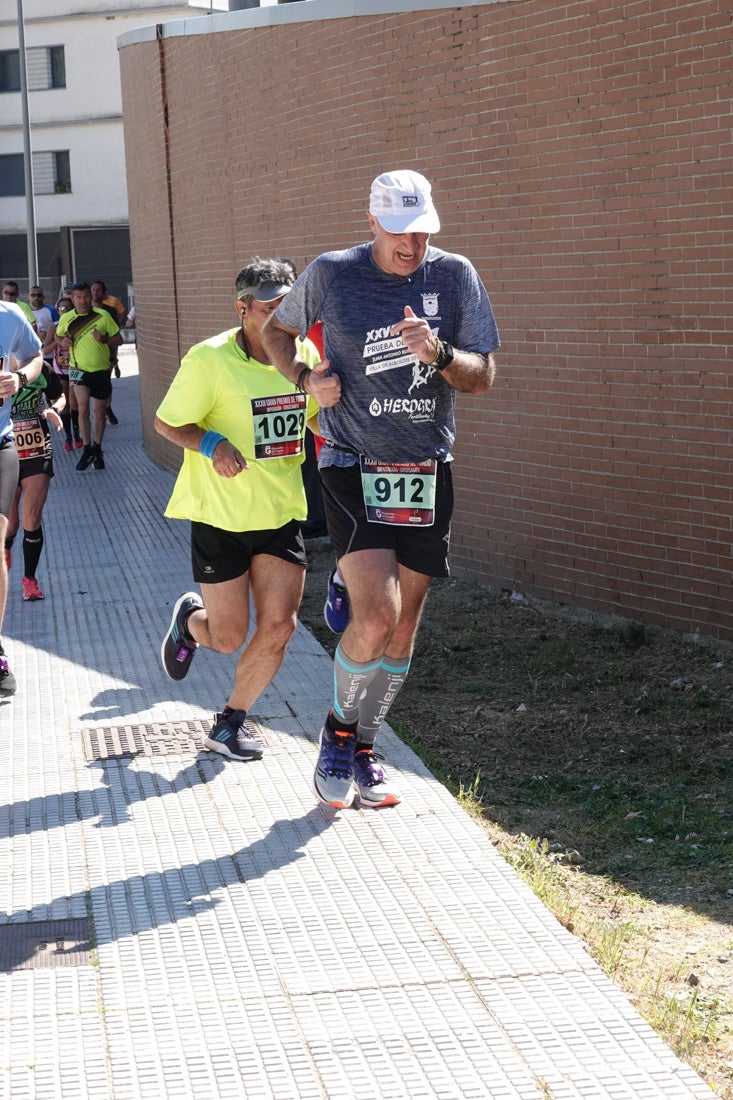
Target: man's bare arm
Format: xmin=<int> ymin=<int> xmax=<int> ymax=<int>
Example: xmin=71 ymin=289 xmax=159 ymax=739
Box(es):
xmin=263 ymin=314 xmax=341 ymax=408
xmin=261 ymin=314 xmax=303 ymax=386
xmin=154 ymin=416 xmax=207 ymax=452
xmin=153 ymin=416 xmax=247 ymax=479
xmin=392 ymin=306 xmax=497 ymax=395
xmin=440 ymin=350 xmax=496 ymax=395
xmin=18 ymin=348 xmax=44 ymax=384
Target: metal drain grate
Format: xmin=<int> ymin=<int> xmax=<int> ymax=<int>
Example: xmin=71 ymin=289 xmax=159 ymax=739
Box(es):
xmin=80 ymin=716 xmax=269 ymax=761
xmin=0 ymin=919 xmax=91 ymax=971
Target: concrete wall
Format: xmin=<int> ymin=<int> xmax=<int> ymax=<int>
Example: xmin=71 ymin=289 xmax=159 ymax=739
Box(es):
xmin=118 ymin=0 xmax=733 ymax=638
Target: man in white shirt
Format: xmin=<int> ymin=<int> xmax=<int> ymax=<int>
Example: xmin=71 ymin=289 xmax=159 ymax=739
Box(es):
xmin=28 ymin=287 xmax=58 ymax=357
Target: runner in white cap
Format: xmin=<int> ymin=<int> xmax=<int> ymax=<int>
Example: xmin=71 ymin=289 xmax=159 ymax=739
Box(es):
xmin=264 ymin=169 xmax=500 ymax=810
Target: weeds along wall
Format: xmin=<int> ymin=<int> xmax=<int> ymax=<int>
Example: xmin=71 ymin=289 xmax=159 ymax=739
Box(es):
xmin=119 ymin=0 xmax=732 ymax=639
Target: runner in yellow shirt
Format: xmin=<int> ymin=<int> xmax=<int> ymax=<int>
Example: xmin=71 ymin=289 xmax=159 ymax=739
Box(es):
xmin=55 ymin=282 xmax=122 ymax=471
xmin=156 ymin=257 xmax=321 ymax=762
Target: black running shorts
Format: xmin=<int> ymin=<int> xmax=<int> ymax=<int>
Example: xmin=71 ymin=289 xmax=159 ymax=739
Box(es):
xmin=0 ymin=438 xmax=19 ymax=519
xmin=319 ymin=460 xmax=453 ymax=578
xmin=73 ymin=370 xmax=112 ymax=401
xmin=18 ymin=454 xmax=54 ymax=482
xmin=190 ymin=519 xmax=307 ymax=584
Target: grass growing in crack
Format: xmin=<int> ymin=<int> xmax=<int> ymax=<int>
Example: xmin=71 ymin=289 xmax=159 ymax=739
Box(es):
xmin=457 ymin=771 xmax=484 ymax=814
xmin=498 ymin=833 xmax=580 ymax=933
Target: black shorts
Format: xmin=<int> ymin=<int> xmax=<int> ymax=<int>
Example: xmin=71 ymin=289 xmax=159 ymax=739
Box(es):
xmin=0 ymin=438 xmax=19 ymax=518
xmin=73 ymin=370 xmax=112 ymax=401
xmin=19 ymin=455 xmax=54 ymax=481
xmin=319 ymin=460 xmax=453 ymax=578
xmin=190 ymin=519 xmax=307 ymax=584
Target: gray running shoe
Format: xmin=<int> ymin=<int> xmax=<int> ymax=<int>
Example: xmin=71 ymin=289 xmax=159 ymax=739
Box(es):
xmin=0 ymin=645 xmax=16 ymax=697
xmin=313 ymin=712 xmax=357 ymax=809
xmin=204 ymin=711 xmax=264 ymax=761
xmin=353 ymin=750 xmax=401 ymax=808
xmin=161 ymin=591 xmax=202 ymax=681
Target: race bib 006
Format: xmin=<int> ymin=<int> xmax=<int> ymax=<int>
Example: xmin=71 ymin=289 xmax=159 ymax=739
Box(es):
xmin=14 ymin=418 xmax=45 ymax=459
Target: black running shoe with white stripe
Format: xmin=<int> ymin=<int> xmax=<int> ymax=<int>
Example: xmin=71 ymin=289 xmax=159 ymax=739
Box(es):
xmin=161 ymin=591 xmax=202 ymax=681
xmin=204 ymin=711 xmax=264 ymax=761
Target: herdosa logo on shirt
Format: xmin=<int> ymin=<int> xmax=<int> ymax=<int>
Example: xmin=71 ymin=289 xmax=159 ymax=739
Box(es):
xmin=369 ymin=396 xmax=436 ymax=423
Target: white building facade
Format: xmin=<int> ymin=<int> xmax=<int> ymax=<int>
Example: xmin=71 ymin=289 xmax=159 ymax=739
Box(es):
xmin=0 ymin=0 xmax=192 ymax=304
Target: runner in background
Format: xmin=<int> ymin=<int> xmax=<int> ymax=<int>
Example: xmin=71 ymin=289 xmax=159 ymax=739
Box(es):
xmin=0 ymin=300 xmax=44 ymax=694
xmin=55 ymin=282 xmax=121 ymax=471
xmin=43 ymin=296 xmax=81 ymax=451
xmin=6 ymin=364 xmax=66 ymax=601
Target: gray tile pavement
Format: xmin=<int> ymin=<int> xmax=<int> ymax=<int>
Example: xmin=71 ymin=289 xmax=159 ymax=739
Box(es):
xmin=0 ymin=347 xmax=714 ymax=1098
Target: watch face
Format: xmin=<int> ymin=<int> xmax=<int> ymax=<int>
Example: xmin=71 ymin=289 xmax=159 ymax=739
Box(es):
xmin=438 ymin=342 xmax=454 ymax=369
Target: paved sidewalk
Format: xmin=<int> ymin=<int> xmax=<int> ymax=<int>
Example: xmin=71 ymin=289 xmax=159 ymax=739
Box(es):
xmin=0 ymin=347 xmax=714 ymax=1099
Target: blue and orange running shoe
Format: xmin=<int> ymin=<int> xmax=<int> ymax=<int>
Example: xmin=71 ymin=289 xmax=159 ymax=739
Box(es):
xmin=313 ymin=711 xmax=357 ymax=808
xmin=353 ymin=749 xmax=401 ymax=808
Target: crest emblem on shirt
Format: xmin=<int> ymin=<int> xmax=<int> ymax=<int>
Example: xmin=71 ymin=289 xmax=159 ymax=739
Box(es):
xmin=422 ymin=293 xmax=439 ymax=317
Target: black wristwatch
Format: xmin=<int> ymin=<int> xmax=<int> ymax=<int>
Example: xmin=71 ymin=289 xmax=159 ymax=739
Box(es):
xmin=433 ymin=340 xmax=455 ymax=372
xmin=14 ymin=369 xmax=29 ymax=390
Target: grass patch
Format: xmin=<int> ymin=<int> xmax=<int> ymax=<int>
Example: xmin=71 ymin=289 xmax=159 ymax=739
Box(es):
xmin=299 ymin=540 xmax=733 ymax=1097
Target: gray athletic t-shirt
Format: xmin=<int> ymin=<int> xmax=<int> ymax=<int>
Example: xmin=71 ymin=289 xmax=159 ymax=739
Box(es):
xmin=275 ymin=243 xmax=500 ymax=465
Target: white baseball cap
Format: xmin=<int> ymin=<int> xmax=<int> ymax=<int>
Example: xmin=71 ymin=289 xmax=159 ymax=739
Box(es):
xmin=369 ymin=170 xmax=440 ymax=234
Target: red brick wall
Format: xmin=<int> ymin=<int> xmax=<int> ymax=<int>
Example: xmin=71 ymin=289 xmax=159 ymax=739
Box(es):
xmin=119 ymin=0 xmax=733 ymax=638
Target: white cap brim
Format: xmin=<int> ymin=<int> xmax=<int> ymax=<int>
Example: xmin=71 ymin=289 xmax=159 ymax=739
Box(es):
xmin=374 ymin=209 xmax=440 ymax=235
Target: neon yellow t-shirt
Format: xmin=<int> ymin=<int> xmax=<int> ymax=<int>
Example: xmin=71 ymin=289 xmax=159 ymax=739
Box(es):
xmin=157 ymin=328 xmax=320 ymax=532
xmin=18 ymin=301 xmax=36 ymax=326
xmin=55 ymin=307 xmax=120 ymax=373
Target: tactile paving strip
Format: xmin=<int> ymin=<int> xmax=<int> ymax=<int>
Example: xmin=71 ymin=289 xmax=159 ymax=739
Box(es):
xmin=0 ymin=351 xmax=715 ymax=1100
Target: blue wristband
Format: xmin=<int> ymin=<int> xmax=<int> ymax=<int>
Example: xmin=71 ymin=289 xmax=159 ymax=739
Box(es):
xmin=199 ymin=431 xmax=226 ymax=460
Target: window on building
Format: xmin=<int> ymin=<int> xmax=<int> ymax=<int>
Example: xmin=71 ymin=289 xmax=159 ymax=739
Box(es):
xmin=28 ymin=46 xmax=66 ymax=90
xmin=0 ymin=154 xmax=24 ymax=196
xmin=0 ymin=50 xmax=20 ymax=93
xmin=34 ymin=150 xmax=71 ymax=193
xmin=0 ymin=151 xmax=71 ymax=196
xmin=0 ymin=46 xmax=66 ymax=93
